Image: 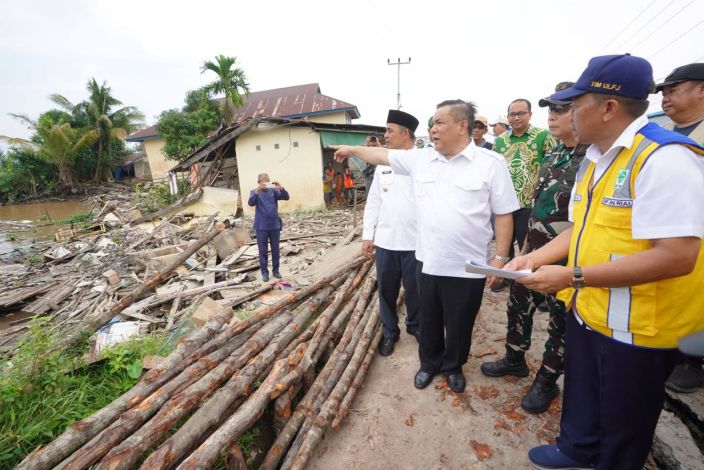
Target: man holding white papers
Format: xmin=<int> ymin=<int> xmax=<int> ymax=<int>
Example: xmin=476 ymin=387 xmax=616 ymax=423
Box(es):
xmin=333 ymin=99 xmax=518 ymax=393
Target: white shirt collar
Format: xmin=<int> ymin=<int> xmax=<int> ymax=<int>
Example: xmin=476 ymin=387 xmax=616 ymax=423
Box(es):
xmin=430 ymin=140 xmax=476 ymax=162
xmin=585 ymin=115 xmax=650 ymax=163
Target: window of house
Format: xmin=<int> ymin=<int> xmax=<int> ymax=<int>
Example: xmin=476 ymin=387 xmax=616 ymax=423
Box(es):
xmin=293 ymin=141 xmax=299 ymax=148
xmin=274 ymin=143 xmax=280 ymax=149
xmin=256 ymin=145 xmax=261 ymax=151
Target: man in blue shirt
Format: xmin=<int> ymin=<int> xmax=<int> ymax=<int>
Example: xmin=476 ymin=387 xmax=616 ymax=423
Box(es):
xmin=248 ymin=173 xmax=289 ymax=282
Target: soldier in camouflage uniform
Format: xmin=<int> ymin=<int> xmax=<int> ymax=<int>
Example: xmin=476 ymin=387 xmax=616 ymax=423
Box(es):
xmin=481 ymin=81 xmax=587 ymax=414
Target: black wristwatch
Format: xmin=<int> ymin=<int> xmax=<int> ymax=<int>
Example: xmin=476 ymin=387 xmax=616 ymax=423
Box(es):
xmin=571 ymin=266 xmax=586 ymax=288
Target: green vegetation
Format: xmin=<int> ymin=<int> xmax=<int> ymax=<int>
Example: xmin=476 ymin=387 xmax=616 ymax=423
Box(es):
xmin=57 ymin=210 xmax=94 ymax=227
xmin=156 ymin=89 xmax=221 ymax=161
xmin=0 ymin=148 xmax=55 ymax=203
xmin=157 ymin=54 xmax=250 ymax=161
xmin=132 ymin=180 xmax=190 ymax=214
xmin=201 ymin=55 xmax=250 ymax=126
xmin=0 ymin=54 xmax=248 ymax=201
xmin=51 ymin=79 xmax=145 ymax=182
xmin=25 ymin=253 xmax=44 ymax=265
xmin=237 ymin=425 xmax=261 ymax=455
xmin=0 ymin=78 xmax=143 ymax=199
xmin=0 ymin=319 xmax=173 ymax=467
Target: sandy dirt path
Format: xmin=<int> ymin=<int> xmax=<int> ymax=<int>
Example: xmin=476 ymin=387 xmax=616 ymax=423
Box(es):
xmin=307 ymin=287 xmax=561 ymax=469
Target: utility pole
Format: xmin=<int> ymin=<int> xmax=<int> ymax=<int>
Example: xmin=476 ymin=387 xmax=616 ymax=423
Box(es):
xmin=387 ymin=57 xmax=411 ymax=110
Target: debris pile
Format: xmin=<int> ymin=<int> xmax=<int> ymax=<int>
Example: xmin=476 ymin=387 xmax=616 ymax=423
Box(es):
xmin=17 ymin=254 xmax=385 ymax=469
xmin=0 ymin=205 xmax=359 ymax=357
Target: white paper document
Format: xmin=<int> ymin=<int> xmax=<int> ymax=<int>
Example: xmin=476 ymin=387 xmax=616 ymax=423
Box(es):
xmin=465 ymin=260 xmax=532 ymax=280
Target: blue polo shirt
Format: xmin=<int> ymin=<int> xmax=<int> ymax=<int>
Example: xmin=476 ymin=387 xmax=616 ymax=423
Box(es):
xmin=247 ymin=187 xmax=290 ymax=230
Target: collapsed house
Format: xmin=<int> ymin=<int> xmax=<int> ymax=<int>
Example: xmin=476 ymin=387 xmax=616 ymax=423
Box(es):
xmin=125 ymin=84 xmax=385 ymax=206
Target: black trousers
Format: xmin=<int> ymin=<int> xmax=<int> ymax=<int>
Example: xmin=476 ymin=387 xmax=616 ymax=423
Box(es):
xmin=376 ymin=247 xmax=419 ymax=341
xmin=416 ymin=262 xmax=486 ymax=375
xmin=509 ymin=207 xmax=531 ymax=258
xmin=557 ymin=311 xmax=682 ymax=469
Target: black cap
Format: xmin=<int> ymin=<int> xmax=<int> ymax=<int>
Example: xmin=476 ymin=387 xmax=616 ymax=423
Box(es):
xmin=539 ymin=81 xmax=576 ymax=107
xmin=387 ymin=110 xmax=420 ymax=133
xmin=656 ymin=63 xmax=704 ymax=91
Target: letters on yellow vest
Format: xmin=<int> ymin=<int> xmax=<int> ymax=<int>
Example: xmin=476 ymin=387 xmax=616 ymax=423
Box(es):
xmin=557 ymin=133 xmax=704 ymax=348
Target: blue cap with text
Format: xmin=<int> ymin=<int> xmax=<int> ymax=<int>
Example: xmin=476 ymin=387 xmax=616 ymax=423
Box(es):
xmin=551 ymin=54 xmax=654 ymax=101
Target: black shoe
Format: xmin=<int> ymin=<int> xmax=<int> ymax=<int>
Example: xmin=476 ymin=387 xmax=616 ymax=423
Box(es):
xmin=447 ymin=373 xmax=466 ymax=393
xmin=273 ymin=271 xmax=282 ymax=279
xmin=666 ymin=361 xmax=704 ymax=393
xmin=378 ymin=337 xmax=397 ymax=356
xmin=262 ymin=273 xmax=270 ymax=282
xmin=406 ymin=327 xmax=420 ymax=343
xmin=537 ymin=301 xmax=550 ymax=313
xmin=414 ymin=369 xmax=435 ymax=389
xmin=480 ymin=353 xmax=529 ymax=378
xmin=521 ymin=378 xmax=560 ymax=414
xmin=490 ymin=279 xmax=510 ymax=293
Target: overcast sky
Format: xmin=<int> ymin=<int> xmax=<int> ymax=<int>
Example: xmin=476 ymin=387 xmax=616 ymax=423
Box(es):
xmin=2 ymin=0 xmax=703 ymax=147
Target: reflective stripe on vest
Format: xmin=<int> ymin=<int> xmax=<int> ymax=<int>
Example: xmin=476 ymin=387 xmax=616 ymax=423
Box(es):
xmin=558 ymin=130 xmax=704 ymax=348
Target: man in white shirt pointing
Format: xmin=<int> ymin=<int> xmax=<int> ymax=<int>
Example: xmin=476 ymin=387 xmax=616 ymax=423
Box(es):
xmin=363 ymin=109 xmax=421 ymax=357
xmin=334 ymin=99 xmax=518 ymax=393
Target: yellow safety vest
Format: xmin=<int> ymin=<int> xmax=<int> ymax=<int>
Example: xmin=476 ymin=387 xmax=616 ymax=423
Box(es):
xmin=558 ymin=129 xmax=704 ymax=348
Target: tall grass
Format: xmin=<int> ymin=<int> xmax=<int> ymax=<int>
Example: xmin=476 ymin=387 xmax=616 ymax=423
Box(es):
xmin=0 ymin=319 xmax=173 ymax=466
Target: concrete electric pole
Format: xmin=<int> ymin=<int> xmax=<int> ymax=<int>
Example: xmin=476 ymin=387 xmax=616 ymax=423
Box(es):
xmin=387 ymin=57 xmax=411 ymax=110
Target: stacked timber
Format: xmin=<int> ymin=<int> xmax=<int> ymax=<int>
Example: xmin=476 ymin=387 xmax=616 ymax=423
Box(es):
xmin=17 ymin=255 xmax=383 ymax=469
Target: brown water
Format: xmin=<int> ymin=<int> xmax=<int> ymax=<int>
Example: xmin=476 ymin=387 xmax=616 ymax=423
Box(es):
xmin=0 ymin=200 xmax=91 ymax=255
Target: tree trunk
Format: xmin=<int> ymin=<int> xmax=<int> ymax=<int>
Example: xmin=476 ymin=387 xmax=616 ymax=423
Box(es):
xmin=176 ymin=346 xmax=307 ymax=469
xmin=94 ymin=138 xmax=104 ymax=183
xmin=332 ymin=325 xmax=383 ymax=429
xmin=279 ymin=293 xmax=378 ymax=470
xmin=259 ymin=281 xmax=377 ymax=470
xmin=89 ymin=313 xmax=293 ymax=470
xmin=138 ymin=284 xmax=337 ymax=469
xmin=15 ymin=284 xmax=236 ymax=470
xmin=287 ymin=305 xmax=381 ymax=470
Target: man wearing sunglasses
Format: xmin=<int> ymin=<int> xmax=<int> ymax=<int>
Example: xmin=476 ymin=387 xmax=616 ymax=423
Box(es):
xmin=481 ymin=82 xmax=587 ymax=415
xmin=472 ymin=115 xmax=493 ymax=149
xmin=492 ymin=99 xmax=557 ymax=292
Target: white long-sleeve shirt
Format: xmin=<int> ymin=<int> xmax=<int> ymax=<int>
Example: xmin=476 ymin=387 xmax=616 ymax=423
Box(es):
xmin=362 ymin=164 xmax=417 ymax=251
xmin=388 ymin=142 xmax=519 ymax=278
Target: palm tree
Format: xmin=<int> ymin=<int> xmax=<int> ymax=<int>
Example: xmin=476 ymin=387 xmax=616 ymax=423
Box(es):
xmin=51 ymin=78 xmax=145 ymax=182
xmin=201 ymin=55 xmax=250 ymax=126
xmin=1 ymin=113 xmax=97 ymax=189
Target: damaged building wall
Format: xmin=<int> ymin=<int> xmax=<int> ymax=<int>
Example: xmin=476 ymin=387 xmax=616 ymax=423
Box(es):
xmin=236 ymin=125 xmax=325 ymax=216
xmin=143 ymin=138 xmax=170 ymax=181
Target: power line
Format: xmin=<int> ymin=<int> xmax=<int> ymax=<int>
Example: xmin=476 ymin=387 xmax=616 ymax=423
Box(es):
xmin=598 ymin=0 xmax=656 ymax=53
xmin=613 ymin=0 xmax=677 ymax=52
xmin=629 ymin=0 xmax=696 ymax=52
xmin=649 ymin=18 xmax=704 ymax=59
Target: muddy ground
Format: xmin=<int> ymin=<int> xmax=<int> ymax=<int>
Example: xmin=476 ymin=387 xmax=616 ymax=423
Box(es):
xmin=307 ymin=286 xmax=561 ymax=470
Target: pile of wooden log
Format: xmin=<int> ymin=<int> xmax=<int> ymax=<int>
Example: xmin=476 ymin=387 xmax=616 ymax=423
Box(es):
xmin=17 ymin=253 xmax=384 ymax=470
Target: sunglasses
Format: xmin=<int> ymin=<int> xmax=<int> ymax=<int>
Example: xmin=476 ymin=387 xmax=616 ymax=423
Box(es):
xmin=548 ymin=104 xmax=572 ymax=114
xmin=473 ymin=123 xmax=487 ymax=129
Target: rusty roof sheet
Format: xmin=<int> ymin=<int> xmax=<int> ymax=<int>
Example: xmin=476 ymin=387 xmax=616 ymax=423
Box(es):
xmin=230 ymin=83 xmax=359 ymax=122
xmin=126 ymin=83 xmax=359 ymax=142
xmin=125 ymin=125 xmax=158 ymax=142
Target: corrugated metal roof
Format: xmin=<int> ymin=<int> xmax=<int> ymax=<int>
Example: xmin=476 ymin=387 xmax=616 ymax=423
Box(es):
xmin=126 ymin=83 xmax=360 ymax=142
xmin=125 ymin=125 xmax=158 ymax=142
xmin=229 ymin=83 xmax=360 ymax=122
